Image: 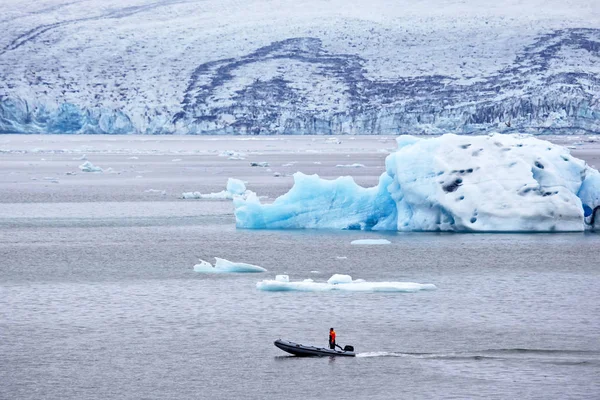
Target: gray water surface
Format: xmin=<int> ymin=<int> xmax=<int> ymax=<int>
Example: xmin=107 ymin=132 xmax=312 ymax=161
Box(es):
xmin=2 ymin=210 xmax=599 ymax=400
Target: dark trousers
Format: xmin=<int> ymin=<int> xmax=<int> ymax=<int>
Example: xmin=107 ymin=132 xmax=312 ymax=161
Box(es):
xmin=329 ymin=342 xmax=335 ymax=349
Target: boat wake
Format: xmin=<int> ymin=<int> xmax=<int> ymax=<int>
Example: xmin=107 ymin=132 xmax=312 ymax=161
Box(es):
xmin=356 ymin=349 xmax=600 ymax=364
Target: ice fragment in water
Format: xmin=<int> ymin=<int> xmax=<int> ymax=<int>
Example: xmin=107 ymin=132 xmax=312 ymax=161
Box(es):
xmin=193 ymin=257 xmax=267 ymax=273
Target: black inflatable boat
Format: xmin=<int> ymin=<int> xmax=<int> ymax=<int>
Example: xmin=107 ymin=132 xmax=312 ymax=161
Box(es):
xmin=274 ymin=339 xmax=356 ymax=357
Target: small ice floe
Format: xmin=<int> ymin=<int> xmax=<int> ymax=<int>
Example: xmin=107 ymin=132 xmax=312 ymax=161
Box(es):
xmin=73 ymin=154 xmax=87 ymax=161
xmin=250 ymin=161 xmax=270 ymax=167
xmin=128 ymin=156 xmax=139 ymax=160
xmin=79 ymin=161 xmax=103 ymax=172
xmin=310 ymin=270 xmax=320 ymax=274
xmin=181 ymin=178 xmax=250 ymax=200
xmin=145 ymin=189 xmax=167 ymax=195
xmin=193 ymin=257 xmax=267 ymax=273
xmin=219 ymin=150 xmax=246 ymax=160
xmin=65 ymin=171 xmax=77 ymax=176
xmin=172 ymin=158 xmax=182 ymax=162
xmin=313 ymin=161 xmax=322 ymax=165
xmin=256 ymin=274 xmax=436 ymax=292
xmin=282 ymin=162 xmax=296 ymax=167
xmin=336 ymin=256 xmax=348 ymax=260
xmin=43 ymin=177 xmax=59 ymax=183
xmin=325 ymin=137 xmax=341 ymax=144
xmin=351 ymin=239 xmax=391 ymax=245
xmin=336 ymin=163 xmax=365 ymax=168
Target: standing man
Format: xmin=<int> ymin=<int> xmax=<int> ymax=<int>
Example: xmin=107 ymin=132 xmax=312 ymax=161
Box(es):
xmin=329 ymin=328 xmax=336 ymax=350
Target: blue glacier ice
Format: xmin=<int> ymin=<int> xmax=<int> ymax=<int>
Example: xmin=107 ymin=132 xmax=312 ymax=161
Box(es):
xmin=234 ymin=134 xmax=600 ymax=232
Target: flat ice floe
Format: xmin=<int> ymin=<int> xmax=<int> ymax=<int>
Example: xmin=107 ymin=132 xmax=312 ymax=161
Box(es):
xmin=351 ymin=239 xmax=391 ymax=245
xmin=193 ymin=257 xmax=267 ymax=273
xmin=256 ymin=274 xmax=436 ymax=292
xmin=182 ymin=178 xmax=250 ymax=200
xmin=235 ymin=134 xmax=600 ymax=232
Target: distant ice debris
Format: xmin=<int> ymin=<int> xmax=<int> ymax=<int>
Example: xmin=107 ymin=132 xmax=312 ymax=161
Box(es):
xmin=351 ymin=239 xmax=391 ymax=245
xmin=172 ymin=158 xmax=182 ymax=162
xmin=145 ymin=189 xmax=167 ymax=195
xmin=182 ymin=178 xmax=250 ymax=200
xmin=256 ymin=274 xmax=436 ymax=292
xmin=336 ymin=163 xmax=365 ymax=168
xmin=235 ymin=134 xmax=600 ymax=232
xmin=219 ymin=150 xmax=246 ymax=160
xmin=79 ymin=161 xmax=103 ymax=172
xmin=325 ymin=138 xmax=342 ymax=144
xmin=250 ymin=161 xmax=270 ymax=167
xmin=128 ymin=156 xmax=139 ymax=160
xmin=335 ymin=256 xmax=347 ymax=260
xmin=313 ymin=162 xmax=322 ymax=165
xmin=193 ymin=257 xmax=267 ymax=273
xmin=73 ymin=154 xmax=87 ymax=161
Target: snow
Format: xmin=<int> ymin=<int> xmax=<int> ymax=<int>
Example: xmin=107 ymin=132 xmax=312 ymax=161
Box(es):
xmin=78 ymin=161 xmax=103 ymax=173
xmin=256 ymin=274 xmax=436 ymax=292
xmin=351 ymin=239 xmax=391 ymax=245
xmin=235 ymin=134 xmax=600 ymax=232
xmin=193 ymin=257 xmax=267 ymax=273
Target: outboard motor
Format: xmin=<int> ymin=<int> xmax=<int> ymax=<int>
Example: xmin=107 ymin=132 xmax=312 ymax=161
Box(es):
xmin=343 ymin=345 xmax=354 ymax=352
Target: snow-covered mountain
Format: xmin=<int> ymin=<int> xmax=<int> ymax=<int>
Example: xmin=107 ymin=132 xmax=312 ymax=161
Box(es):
xmin=0 ymin=0 xmax=599 ymax=134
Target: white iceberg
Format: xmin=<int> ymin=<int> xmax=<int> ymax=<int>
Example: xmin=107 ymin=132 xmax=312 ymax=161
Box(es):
xmin=235 ymin=134 xmax=600 ymax=232
xmin=351 ymin=239 xmax=391 ymax=245
xmin=182 ymin=178 xmax=250 ymax=199
xmin=79 ymin=161 xmax=103 ymax=172
xmin=256 ymin=274 xmax=436 ymax=292
xmin=193 ymin=257 xmax=267 ymax=273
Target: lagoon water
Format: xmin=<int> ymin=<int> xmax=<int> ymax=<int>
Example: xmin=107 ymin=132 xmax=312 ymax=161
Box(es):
xmin=1 ymin=135 xmax=599 ymax=399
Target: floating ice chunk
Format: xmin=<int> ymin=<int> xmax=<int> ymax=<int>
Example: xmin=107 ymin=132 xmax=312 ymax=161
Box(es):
xmin=128 ymin=156 xmax=139 ymax=160
xmin=219 ymin=150 xmax=246 ymax=159
xmin=336 ymin=163 xmax=365 ymax=168
xmin=313 ymin=161 xmax=322 ymax=165
xmin=327 ymin=274 xmax=353 ymax=284
xmin=235 ymin=134 xmax=600 ymax=232
xmin=257 ymin=274 xmax=436 ymax=292
xmin=351 ymin=239 xmax=391 ymax=245
xmin=193 ymin=257 xmax=267 ymax=273
xmin=275 ymin=274 xmax=289 ymax=282
xmin=73 ymin=154 xmax=87 ymax=161
xmin=183 ymin=178 xmax=250 ymax=199
xmin=193 ymin=259 xmax=213 ymax=272
xmin=250 ymin=161 xmax=270 ymax=167
xmin=335 ymin=256 xmax=347 ymax=260
xmin=282 ymin=162 xmax=296 ymax=167
xmin=172 ymin=158 xmax=182 ymax=162
xmin=145 ymin=189 xmax=166 ymax=195
xmin=325 ymin=137 xmax=341 ymax=144
xmin=226 ymin=178 xmax=246 ymax=195
xmin=79 ymin=161 xmax=103 ymax=172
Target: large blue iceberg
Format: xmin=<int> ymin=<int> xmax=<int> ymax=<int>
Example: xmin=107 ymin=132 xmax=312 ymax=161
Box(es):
xmin=234 ymin=134 xmax=600 ymax=232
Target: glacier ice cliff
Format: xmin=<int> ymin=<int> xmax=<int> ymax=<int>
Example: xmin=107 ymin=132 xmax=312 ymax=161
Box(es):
xmin=234 ymin=134 xmax=600 ymax=232
xmin=0 ymin=0 xmax=599 ymax=135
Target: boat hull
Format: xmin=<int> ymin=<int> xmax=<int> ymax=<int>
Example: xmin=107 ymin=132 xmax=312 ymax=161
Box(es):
xmin=274 ymin=339 xmax=356 ymax=357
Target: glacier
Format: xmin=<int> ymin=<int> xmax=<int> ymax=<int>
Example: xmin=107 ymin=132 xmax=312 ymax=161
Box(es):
xmin=0 ymin=0 xmax=599 ymax=135
xmin=234 ymin=134 xmax=600 ymax=232
xmin=256 ymin=274 xmax=437 ymax=292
